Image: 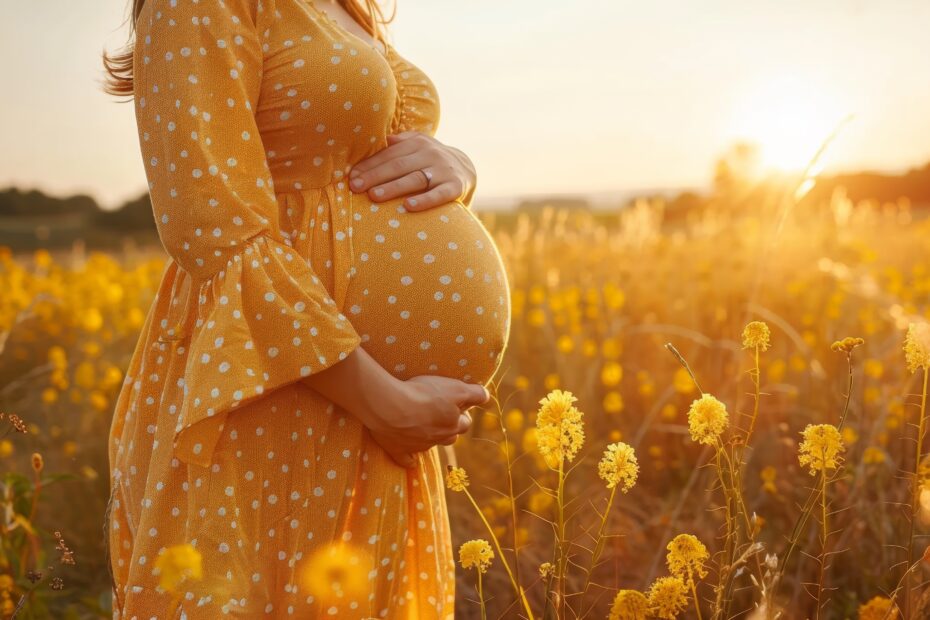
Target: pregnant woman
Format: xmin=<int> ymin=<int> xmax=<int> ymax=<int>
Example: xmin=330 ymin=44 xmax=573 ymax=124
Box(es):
xmin=102 ymin=0 xmax=511 ymax=617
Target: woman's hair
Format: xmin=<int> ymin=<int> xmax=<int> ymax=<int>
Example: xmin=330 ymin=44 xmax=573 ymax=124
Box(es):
xmin=102 ymin=0 xmax=395 ymax=97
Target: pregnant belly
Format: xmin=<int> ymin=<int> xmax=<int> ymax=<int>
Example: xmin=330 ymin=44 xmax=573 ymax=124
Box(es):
xmin=345 ymin=198 xmax=511 ymax=385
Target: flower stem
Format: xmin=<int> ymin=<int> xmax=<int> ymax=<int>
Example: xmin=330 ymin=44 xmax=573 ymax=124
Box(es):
xmin=477 ymin=569 xmax=487 ymax=620
xmin=463 ymin=488 xmax=534 ymax=620
xmin=578 ymin=485 xmax=618 ymax=616
xmin=905 ymin=366 xmax=930 ymax=614
xmin=690 ymin=575 xmax=704 ymax=620
xmin=815 ymin=465 xmax=828 ymax=620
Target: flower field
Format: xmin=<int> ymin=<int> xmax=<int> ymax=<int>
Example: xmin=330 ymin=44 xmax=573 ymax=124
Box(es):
xmin=1 ymin=180 xmax=929 ymax=618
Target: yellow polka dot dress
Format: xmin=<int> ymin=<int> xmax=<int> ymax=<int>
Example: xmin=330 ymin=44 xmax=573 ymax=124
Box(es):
xmin=106 ymin=0 xmax=511 ymax=617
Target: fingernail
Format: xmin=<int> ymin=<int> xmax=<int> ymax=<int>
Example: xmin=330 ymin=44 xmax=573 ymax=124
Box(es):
xmin=351 ymin=177 xmax=363 ymax=188
xmin=374 ymin=187 xmax=384 ymax=197
xmin=408 ymin=198 xmax=417 ymax=207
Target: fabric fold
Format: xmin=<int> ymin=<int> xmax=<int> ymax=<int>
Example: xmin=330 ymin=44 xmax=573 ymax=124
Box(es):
xmin=171 ymin=233 xmax=361 ymax=468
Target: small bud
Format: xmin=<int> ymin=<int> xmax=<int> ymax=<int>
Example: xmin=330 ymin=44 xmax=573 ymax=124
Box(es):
xmin=31 ymin=452 xmax=44 ymax=474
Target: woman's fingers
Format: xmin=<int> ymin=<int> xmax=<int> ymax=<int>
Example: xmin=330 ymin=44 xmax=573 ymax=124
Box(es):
xmin=348 ymin=139 xmax=423 ymax=191
xmin=404 ymin=181 xmax=465 ymax=212
xmin=366 ymin=168 xmax=433 ymax=204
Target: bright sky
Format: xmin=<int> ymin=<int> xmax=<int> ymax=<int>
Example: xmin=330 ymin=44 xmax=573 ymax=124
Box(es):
xmin=2 ymin=0 xmax=929 ymax=210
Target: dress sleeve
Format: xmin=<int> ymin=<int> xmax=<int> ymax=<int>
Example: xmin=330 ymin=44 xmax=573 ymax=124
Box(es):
xmin=134 ymin=0 xmax=361 ymax=468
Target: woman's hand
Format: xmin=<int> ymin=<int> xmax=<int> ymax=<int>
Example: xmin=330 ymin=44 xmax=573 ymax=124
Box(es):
xmin=347 ymin=131 xmax=476 ymax=212
xmin=367 ymin=375 xmax=490 ymax=468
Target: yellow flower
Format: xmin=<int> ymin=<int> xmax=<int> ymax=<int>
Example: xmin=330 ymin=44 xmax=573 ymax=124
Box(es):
xmin=154 ymin=543 xmax=203 ymax=594
xmin=529 ymin=490 xmax=554 ymax=514
xmin=798 ymin=424 xmax=845 ymax=475
xmin=831 ymin=336 xmax=864 ymax=354
xmin=741 ymin=321 xmax=771 ymax=351
xmin=609 ymin=589 xmax=649 ymax=620
xmin=445 ymin=466 xmax=469 ymax=492
xmin=863 ymin=447 xmax=886 ymax=465
xmin=646 ymin=576 xmax=689 ymax=619
xmin=601 ymin=362 xmax=623 ymax=387
xmin=665 ymin=534 xmax=709 ymax=585
xmin=672 ymin=368 xmax=695 ymax=394
xmin=458 ymin=539 xmax=494 ymax=573
xmin=299 ymin=542 xmax=373 ymax=603
xmin=598 ymin=442 xmax=639 ymax=492
xmin=858 ymin=595 xmax=897 ymax=620
xmin=687 ymin=394 xmax=729 ymax=446
xmin=604 ymin=391 xmax=624 ymax=414
xmin=760 ymin=466 xmax=778 ymax=494
xmin=544 ymin=373 xmax=561 ymax=391
xmin=535 ymin=389 xmax=585 ymax=469
xmin=904 ymin=322 xmax=930 ymax=373
xmin=538 ymin=562 xmax=554 ymax=578
xmin=504 ymin=408 xmax=524 ymax=434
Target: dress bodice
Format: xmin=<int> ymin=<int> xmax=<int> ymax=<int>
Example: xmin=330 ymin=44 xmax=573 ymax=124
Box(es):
xmin=256 ymin=0 xmax=441 ymax=192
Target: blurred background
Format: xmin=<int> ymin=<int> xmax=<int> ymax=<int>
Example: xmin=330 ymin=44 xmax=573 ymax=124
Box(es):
xmin=1 ymin=1 xmax=929 ymax=618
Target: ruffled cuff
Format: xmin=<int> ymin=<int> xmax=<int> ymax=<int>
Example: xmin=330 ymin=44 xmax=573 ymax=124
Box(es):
xmin=169 ymin=234 xmax=361 ymax=468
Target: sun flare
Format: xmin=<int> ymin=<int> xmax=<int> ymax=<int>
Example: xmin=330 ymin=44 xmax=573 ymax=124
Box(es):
xmin=730 ymin=75 xmax=850 ymax=174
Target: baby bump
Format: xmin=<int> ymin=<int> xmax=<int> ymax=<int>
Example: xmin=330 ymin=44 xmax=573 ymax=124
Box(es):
xmin=345 ymin=198 xmax=511 ymax=385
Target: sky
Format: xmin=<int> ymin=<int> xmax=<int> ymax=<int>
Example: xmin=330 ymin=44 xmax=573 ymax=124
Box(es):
xmin=1 ymin=0 xmax=929 ymax=210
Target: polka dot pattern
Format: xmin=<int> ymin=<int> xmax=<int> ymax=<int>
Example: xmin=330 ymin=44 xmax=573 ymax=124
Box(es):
xmin=107 ymin=0 xmax=508 ymax=618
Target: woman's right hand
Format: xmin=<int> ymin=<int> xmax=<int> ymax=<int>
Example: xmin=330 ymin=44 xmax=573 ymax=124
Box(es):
xmin=367 ymin=375 xmax=490 ymax=468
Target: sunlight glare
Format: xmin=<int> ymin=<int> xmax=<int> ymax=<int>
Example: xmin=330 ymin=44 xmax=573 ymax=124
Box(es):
xmin=730 ymin=75 xmax=849 ymax=174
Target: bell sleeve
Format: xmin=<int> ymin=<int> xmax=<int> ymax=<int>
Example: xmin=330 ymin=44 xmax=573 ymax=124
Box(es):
xmin=134 ymin=0 xmax=361 ymax=468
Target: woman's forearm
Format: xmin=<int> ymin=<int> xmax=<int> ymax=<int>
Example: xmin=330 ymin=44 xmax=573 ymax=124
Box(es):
xmin=300 ymin=344 xmax=406 ymax=431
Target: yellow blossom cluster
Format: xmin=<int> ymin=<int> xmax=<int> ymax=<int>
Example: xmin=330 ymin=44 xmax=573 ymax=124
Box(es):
xmin=535 ymin=389 xmax=585 ymax=469
xmin=798 ymin=424 xmax=845 ymax=475
xmin=686 ymin=393 xmax=729 ymax=446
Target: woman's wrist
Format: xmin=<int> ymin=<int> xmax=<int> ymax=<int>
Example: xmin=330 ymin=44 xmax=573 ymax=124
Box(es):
xmin=300 ymin=345 xmax=410 ymax=432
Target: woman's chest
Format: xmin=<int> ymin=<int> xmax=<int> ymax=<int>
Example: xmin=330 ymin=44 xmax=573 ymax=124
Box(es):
xmin=255 ymin=0 xmax=440 ymax=186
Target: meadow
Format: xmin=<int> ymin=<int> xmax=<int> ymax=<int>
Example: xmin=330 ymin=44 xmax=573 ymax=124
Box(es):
xmin=1 ymin=171 xmax=929 ymax=619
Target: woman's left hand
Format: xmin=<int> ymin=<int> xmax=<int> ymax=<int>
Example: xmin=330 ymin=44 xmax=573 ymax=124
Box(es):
xmin=347 ymin=131 xmax=476 ymax=212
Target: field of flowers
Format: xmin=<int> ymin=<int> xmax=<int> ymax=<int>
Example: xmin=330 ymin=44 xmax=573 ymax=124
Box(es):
xmin=1 ymin=178 xmax=929 ymax=619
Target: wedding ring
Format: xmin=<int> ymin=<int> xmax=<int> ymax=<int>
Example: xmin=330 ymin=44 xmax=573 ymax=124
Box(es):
xmin=419 ymin=168 xmax=432 ymax=190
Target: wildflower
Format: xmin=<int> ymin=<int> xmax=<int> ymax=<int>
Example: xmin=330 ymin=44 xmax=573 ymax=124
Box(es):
xmin=742 ymin=321 xmax=771 ymax=351
xmin=598 ymin=442 xmax=639 ymax=492
xmin=54 ymin=531 xmax=75 ymax=565
xmin=458 ymin=539 xmax=494 ymax=573
xmin=761 ymin=466 xmax=778 ymax=494
xmin=857 ymin=595 xmax=898 ymax=620
xmin=863 ymin=447 xmax=886 ymax=465
xmin=601 ymin=362 xmax=623 ymax=387
xmin=904 ymin=322 xmax=930 ymax=373
xmin=31 ymin=452 xmax=43 ymax=474
xmin=646 ymin=576 xmax=689 ymax=619
xmin=299 ymin=542 xmax=373 ymax=602
xmin=154 ymin=543 xmax=202 ymax=594
xmin=609 ymin=589 xmax=649 ymax=620
xmin=798 ymin=424 xmax=845 ymax=475
xmin=535 ymin=389 xmax=585 ymax=469
xmin=538 ymin=562 xmax=554 ymax=578
xmin=831 ymin=336 xmax=864 ymax=354
xmin=665 ymin=534 xmax=709 ymax=585
xmin=686 ymin=394 xmax=729 ymax=446
xmin=672 ymin=368 xmax=695 ymax=394
xmin=445 ymin=466 xmax=469 ymax=492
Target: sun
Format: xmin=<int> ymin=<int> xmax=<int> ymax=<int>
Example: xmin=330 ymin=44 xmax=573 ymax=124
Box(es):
xmin=729 ymin=74 xmax=850 ymax=174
